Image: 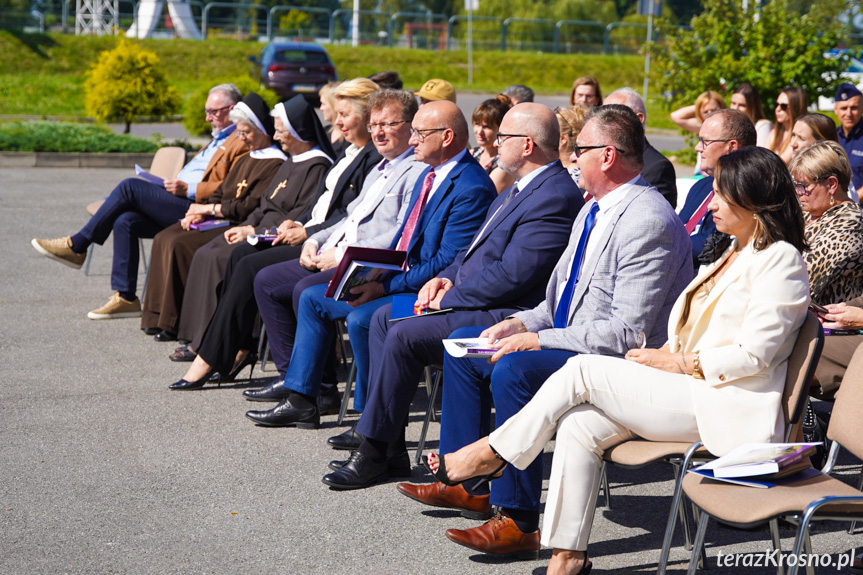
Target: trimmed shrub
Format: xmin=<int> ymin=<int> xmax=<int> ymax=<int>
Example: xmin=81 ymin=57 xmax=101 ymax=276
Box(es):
xmin=0 ymin=121 xmax=158 ymax=153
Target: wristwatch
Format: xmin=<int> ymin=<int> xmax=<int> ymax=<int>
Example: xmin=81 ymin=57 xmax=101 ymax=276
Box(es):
xmin=210 ymin=204 xmax=216 ymax=216
xmin=692 ymin=353 xmax=704 ymax=380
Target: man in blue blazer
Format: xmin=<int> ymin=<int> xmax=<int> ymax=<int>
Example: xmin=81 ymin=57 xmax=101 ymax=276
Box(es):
xmin=678 ymin=109 xmax=756 ymax=266
xmin=321 ymin=103 xmax=585 ymax=490
xmin=404 ymin=105 xmax=693 ymax=558
xmin=245 ymin=100 xmax=496 ymax=427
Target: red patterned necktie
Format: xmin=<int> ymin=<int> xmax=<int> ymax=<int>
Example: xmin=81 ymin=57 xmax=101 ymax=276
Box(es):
xmin=396 ymin=168 xmax=435 ymax=252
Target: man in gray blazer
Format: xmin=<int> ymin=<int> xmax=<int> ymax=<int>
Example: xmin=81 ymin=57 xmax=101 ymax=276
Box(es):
xmin=407 ymin=105 xmax=694 ymax=558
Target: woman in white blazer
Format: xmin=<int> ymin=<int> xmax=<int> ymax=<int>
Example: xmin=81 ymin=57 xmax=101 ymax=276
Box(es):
xmin=424 ymin=147 xmax=810 ymax=575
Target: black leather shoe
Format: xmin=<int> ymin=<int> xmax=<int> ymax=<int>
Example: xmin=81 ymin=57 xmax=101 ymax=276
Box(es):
xmin=327 ymin=425 xmax=363 ymax=450
xmin=245 ymin=397 xmax=319 ymax=428
xmin=142 ymin=327 xmax=160 ymax=336
xmin=322 ymin=450 xmax=389 ymax=490
xmin=154 ymin=330 xmax=177 ymax=342
xmin=242 ymin=379 xmax=292 ymax=402
xmin=328 ymin=451 xmax=412 ymax=477
xmin=318 ymin=387 xmax=341 ymax=416
xmin=168 ymin=368 xmax=217 ymax=390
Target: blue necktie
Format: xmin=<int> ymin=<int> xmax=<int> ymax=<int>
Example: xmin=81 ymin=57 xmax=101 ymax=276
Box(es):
xmin=554 ymin=202 xmax=600 ymax=328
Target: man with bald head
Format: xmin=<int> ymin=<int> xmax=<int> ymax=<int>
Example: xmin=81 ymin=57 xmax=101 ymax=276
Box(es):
xmin=604 ymin=87 xmax=678 ymax=207
xmin=322 ymin=103 xmax=585 ymax=490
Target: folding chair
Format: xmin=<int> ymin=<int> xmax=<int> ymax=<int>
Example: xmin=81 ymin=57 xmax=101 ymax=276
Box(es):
xmin=676 ymin=337 xmax=863 ymax=575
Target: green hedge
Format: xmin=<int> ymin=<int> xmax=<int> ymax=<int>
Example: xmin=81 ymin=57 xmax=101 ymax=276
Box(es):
xmin=0 ymin=121 xmax=158 ymax=152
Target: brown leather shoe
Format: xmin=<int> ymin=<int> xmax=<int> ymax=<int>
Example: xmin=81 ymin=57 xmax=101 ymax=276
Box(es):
xmin=445 ymin=512 xmax=540 ymax=559
xmin=396 ymin=481 xmax=492 ymax=520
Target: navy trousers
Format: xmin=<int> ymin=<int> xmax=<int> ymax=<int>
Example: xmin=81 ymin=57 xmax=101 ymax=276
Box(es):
xmin=253 ymin=259 xmax=338 ymax=383
xmin=78 ymin=178 xmax=191 ymax=294
xmin=440 ymin=325 xmax=576 ymax=512
xmin=356 ymin=306 xmax=514 ymax=444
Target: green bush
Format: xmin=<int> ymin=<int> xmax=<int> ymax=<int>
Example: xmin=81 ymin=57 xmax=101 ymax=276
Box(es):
xmin=84 ymin=38 xmax=181 ymax=133
xmin=0 ymin=121 xmax=158 ymax=153
xmin=182 ymin=77 xmax=279 ymax=136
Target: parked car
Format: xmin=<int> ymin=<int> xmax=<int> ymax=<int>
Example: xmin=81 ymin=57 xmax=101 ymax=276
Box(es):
xmin=249 ymin=42 xmax=337 ymax=102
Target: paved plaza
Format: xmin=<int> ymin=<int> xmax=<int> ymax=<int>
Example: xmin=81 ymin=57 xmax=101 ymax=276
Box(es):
xmin=1 ymin=165 xmax=861 ymax=574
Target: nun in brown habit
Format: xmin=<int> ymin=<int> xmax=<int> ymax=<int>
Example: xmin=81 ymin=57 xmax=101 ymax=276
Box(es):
xmin=174 ymin=95 xmax=336 ymax=347
xmin=141 ymin=93 xmax=287 ymax=339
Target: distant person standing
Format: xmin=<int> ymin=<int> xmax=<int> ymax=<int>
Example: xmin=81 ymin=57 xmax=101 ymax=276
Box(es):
xmin=835 ymin=82 xmax=863 ymax=192
xmin=415 ymin=79 xmax=456 ymax=105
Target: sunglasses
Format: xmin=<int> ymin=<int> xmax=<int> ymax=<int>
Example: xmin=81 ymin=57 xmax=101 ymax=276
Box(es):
xmin=776 ymin=102 xmax=789 ymax=111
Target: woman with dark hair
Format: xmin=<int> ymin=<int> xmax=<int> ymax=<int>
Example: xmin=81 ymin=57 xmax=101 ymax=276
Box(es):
xmin=768 ymin=86 xmax=807 ymax=164
xmin=471 ymin=95 xmax=515 ymax=193
xmin=172 ymin=95 xmax=336 ymax=354
xmin=419 ymin=147 xmax=809 ymax=575
xmin=141 ymin=93 xmax=288 ymax=340
xmin=731 ymin=82 xmax=772 ymax=146
xmin=790 ymin=113 xmax=839 ymax=155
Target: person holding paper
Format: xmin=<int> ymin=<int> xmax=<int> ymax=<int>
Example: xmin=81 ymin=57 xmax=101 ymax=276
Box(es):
xmin=318 ymin=103 xmax=584 ymax=490
xmin=140 ymin=93 xmax=286 ymax=341
xmin=173 ymin=95 xmax=335 ymax=358
xmin=422 ymin=146 xmax=809 ymax=574
xmin=397 ymin=105 xmax=693 ymax=559
xmin=169 ymin=87 xmax=419 ymax=391
xmin=30 ymin=84 xmax=247 ymax=320
xmin=242 ymin=100 xmax=496 ymax=428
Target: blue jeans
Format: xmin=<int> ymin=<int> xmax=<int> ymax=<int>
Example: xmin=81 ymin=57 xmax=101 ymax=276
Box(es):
xmin=78 ymin=177 xmax=191 ymax=294
xmin=281 ymin=283 xmax=393 ymax=409
xmin=441 ymin=325 xmax=576 ymax=512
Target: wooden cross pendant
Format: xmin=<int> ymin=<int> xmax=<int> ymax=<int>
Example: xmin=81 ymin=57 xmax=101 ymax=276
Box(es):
xmin=235 ymin=179 xmax=249 ymax=198
xmin=270 ymin=179 xmax=288 ymax=200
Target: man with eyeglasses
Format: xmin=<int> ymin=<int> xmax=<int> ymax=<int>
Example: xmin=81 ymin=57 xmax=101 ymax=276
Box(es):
xmin=679 ymin=109 xmax=756 ymax=266
xmin=31 ymin=83 xmax=248 ymax=320
xmin=396 ymin=105 xmax=691 ymax=559
xmin=834 ymin=83 xmax=863 ymax=192
xmin=320 ymin=103 xmax=582 ymax=491
xmin=245 ymin=99 xmax=495 ymax=429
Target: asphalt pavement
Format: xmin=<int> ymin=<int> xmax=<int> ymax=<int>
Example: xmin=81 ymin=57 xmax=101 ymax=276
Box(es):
xmin=2 ymin=166 xmax=861 ymax=574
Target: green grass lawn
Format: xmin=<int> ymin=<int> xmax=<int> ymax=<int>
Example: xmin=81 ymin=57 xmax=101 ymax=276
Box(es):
xmin=0 ymin=30 xmax=677 ymax=129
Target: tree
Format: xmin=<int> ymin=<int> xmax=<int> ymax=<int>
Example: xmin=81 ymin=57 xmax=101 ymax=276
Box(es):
xmin=84 ymin=38 xmax=181 ymax=133
xmin=650 ymin=0 xmax=848 ymax=114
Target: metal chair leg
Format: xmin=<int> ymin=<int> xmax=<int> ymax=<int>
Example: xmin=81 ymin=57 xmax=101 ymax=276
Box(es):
xmin=139 ymin=238 xmax=149 ymax=303
xmin=686 ymin=511 xmax=709 ymax=575
xmin=598 ymin=461 xmax=611 ymax=510
xmin=415 ymin=367 xmax=442 ymax=465
xmin=671 ymin=462 xmax=693 ymax=551
xmin=334 ymin=320 xmax=349 ymax=367
xmin=423 ymin=366 xmax=438 ymax=422
xmin=337 ymin=362 xmax=356 ymax=426
xmin=769 ymin=519 xmax=785 ymax=575
xmin=83 ymin=244 xmax=94 ymax=276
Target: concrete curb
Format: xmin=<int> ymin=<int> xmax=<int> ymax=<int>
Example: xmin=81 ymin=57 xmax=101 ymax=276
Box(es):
xmin=0 ymin=151 xmax=157 ymax=168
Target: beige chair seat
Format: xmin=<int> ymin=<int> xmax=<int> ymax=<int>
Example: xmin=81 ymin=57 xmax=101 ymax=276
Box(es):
xmin=604 ymin=440 xmax=711 ymax=467
xmin=682 ymin=471 xmax=863 ymax=525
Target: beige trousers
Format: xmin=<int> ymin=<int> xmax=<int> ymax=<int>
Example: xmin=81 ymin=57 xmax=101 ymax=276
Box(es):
xmin=489 ymin=354 xmax=702 ymax=550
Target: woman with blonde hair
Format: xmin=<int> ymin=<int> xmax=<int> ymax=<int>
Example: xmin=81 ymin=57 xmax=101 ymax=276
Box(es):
xmin=788 ymin=139 xmax=863 ymax=306
xmin=319 ymin=81 xmax=347 ymax=155
xmin=555 ymin=105 xmax=589 ymax=186
xmin=768 ymin=85 xmax=807 ymax=164
xmin=670 ymin=90 xmax=726 ymax=134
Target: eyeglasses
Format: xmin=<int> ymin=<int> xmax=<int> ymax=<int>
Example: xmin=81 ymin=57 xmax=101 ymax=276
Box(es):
xmin=572 ymin=144 xmax=626 ymax=158
xmin=793 ymin=178 xmax=825 ymax=196
xmin=410 ymin=127 xmax=447 ymax=142
xmin=368 ymin=120 xmax=409 ymax=132
xmin=273 ymin=128 xmax=289 ymax=136
xmin=205 ymin=105 xmax=231 ymax=116
xmin=235 ymin=129 xmax=254 ymax=138
xmin=496 ymin=133 xmax=529 ymax=145
xmin=776 ymin=102 xmax=789 ymax=111
xmin=697 ymin=137 xmax=733 ymax=148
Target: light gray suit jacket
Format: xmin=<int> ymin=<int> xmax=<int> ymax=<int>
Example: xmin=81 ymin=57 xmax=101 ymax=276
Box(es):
xmin=513 ymin=176 xmax=693 ymax=356
xmin=306 ymin=152 xmax=426 ymax=252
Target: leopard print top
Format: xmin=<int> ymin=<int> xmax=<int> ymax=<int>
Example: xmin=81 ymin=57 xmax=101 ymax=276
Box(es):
xmin=804 ymin=202 xmax=863 ymax=305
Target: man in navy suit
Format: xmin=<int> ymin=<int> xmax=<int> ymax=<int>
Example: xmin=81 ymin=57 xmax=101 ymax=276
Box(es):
xmin=678 ymin=109 xmax=756 ymax=265
xmin=245 ymin=100 xmax=497 ymax=427
xmin=321 ymin=103 xmax=585 ymax=490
